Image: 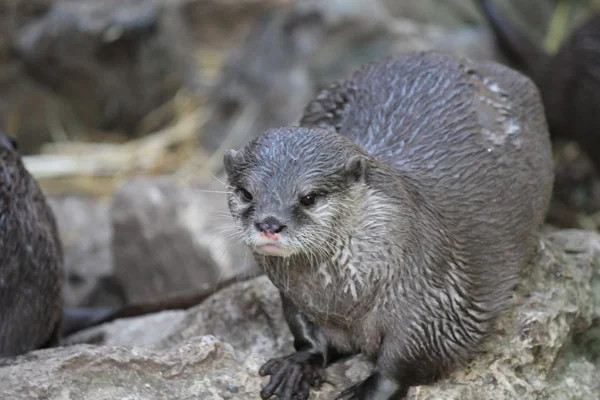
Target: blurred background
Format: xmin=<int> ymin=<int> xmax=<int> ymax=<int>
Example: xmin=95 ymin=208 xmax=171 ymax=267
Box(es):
xmin=2 ymin=0 xmax=599 ymax=310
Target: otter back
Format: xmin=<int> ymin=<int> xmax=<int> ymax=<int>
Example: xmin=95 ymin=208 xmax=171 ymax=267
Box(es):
xmin=303 ymin=51 xmax=554 ymax=265
xmin=0 ymin=132 xmax=64 ymax=357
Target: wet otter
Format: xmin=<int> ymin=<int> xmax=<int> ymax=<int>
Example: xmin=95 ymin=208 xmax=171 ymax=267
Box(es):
xmin=223 ymin=51 xmax=554 ymax=399
xmin=0 ymin=131 xmax=65 ymax=357
xmin=477 ymin=0 xmax=600 ymax=170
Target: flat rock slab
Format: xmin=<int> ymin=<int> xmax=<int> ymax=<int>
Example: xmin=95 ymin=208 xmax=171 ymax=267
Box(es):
xmin=110 ymin=176 xmax=256 ymax=303
xmin=48 ymin=195 xmax=123 ymax=308
xmin=2 ymin=229 xmax=599 ymax=399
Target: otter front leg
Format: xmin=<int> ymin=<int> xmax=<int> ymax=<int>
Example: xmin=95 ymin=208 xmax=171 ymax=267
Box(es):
xmin=259 ymin=291 xmax=349 ymax=400
xmin=334 ymin=343 xmax=418 ymax=400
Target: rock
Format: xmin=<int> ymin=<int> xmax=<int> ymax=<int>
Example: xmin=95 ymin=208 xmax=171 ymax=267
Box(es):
xmin=0 ymin=231 xmax=600 ymax=400
xmin=0 ymin=0 xmax=66 ymax=155
xmin=46 ymin=229 xmax=599 ymax=399
xmin=110 ymin=175 xmax=255 ymax=303
xmin=47 ymin=195 xmax=124 ymax=308
xmin=197 ymin=3 xmax=319 ymax=158
xmin=66 ymin=275 xmax=285 ymax=355
xmin=0 ymin=0 xmax=292 ymax=155
xmin=0 ymin=336 xmax=270 ymax=400
xmin=13 ymin=0 xmax=197 ymax=136
xmin=180 ymin=0 xmax=294 ymax=48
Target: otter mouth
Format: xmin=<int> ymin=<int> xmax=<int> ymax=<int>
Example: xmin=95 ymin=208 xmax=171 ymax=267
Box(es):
xmin=255 ymin=243 xmax=290 ymax=257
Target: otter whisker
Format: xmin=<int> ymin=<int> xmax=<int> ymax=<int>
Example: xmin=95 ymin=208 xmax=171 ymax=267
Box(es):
xmin=209 ymin=172 xmax=231 ymax=188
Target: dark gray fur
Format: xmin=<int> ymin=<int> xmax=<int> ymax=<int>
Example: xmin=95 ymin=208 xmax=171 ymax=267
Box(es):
xmin=224 ymin=52 xmax=554 ymax=399
xmin=0 ymin=132 xmax=64 ymax=357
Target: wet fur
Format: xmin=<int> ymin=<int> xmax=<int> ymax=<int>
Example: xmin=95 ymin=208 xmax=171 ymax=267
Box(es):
xmin=224 ymin=52 xmax=554 ymax=399
xmin=478 ymin=0 xmax=600 ymax=170
xmin=0 ymin=132 xmax=64 ymax=357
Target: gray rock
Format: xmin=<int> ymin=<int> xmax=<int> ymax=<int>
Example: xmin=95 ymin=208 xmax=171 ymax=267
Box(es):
xmin=0 ymin=0 xmax=66 ymax=155
xmin=110 ymin=175 xmax=255 ymax=303
xmin=180 ymin=0 xmax=295 ymax=48
xmin=0 ymin=335 xmax=269 ymax=400
xmin=50 ymin=229 xmax=600 ymax=399
xmin=13 ymin=0 xmax=196 ymax=136
xmin=198 ymin=4 xmax=319 ymax=159
xmin=0 ymin=224 xmax=597 ymax=397
xmin=47 ymin=195 xmax=124 ymax=308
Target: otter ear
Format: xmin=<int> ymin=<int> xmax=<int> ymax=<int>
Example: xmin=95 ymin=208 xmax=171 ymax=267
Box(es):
xmin=223 ymin=149 xmax=242 ymax=176
xmin=344 ymin=155 xmax=368 ymax=183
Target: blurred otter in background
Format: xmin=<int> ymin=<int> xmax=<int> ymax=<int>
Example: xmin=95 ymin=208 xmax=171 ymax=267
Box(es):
xmin=477 ymin=0 xmax=600 ymax=172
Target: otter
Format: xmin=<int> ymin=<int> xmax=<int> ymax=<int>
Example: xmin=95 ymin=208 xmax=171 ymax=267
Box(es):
xmin=223 ymin=51 xmax=554 ymax=399
xmin=0 ymin=131 xmax=65 ymax=357
xmin=477 ymin=0 xmax=600 ymax=170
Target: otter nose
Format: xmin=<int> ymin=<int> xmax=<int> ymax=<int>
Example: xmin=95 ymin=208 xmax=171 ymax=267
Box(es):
xmin=255 ymin=217 xmax=286 ymax=234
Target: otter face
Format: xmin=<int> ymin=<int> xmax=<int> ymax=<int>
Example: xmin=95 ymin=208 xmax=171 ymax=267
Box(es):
xmin=223 ymin=127 xmax=368 ymax=259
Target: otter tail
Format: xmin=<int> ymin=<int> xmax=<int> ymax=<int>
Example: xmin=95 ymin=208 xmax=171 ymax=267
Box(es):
xmin=61 ymin=292 xmax=215 ymax=336
xmin=60 ymin=271 xmax=260 ymax=336
xmin=61 ymin=307 xmax=116 ymax=336
xmin=476 ymin=0 xmax=550 ymax=81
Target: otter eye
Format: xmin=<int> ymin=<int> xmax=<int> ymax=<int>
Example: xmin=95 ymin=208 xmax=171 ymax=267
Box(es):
xmin=300 ymin=193 xmax=318 ymax=206
xmin=238 ymin=187 xmax=253 ymax=202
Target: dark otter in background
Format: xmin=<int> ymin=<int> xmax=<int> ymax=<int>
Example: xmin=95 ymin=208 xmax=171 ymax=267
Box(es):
xmin=0 ymin=131 xmax=65 ymax=357
xmin=477 ymin=0 xmax=600 ymax=170
xmin=224 ymin=52 xmax=554 ymax=399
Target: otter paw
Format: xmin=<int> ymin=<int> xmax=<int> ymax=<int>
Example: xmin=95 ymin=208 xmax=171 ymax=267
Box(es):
xmin=258 ymin=352 xmax=326 ymax=400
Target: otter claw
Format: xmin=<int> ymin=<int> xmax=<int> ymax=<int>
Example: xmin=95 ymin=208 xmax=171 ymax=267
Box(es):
xmin=259 ymin=359 xmax=283 ymax=376
xmin=258 ymin=352 xmax=326 ymax=400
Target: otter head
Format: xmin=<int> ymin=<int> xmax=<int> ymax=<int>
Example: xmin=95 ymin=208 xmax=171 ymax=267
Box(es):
xmin=224 ymin=127 xmax=369 ymax=259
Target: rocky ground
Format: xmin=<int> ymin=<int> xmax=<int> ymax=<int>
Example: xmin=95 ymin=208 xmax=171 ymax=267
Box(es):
xmin=1 ymin=0 xmax=599 ymax=399
xmin=1 ymin=229 xmax=599 ymax=399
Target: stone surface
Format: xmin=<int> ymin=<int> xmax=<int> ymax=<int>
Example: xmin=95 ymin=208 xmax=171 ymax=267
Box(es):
xmin=40 ymin=229 xmax=599 ymax=399
xmin=110 ymin=175 xmax=256 ymax=303
xmin=13 ymin=0 xmax=197 ymax=136
xmin=0 ymin=0 xmax=291 ymax=154
xmin=0 ymin=0 xmax=64 ymax=155
xmin=198 ymin=2 xmax=319 ymax=157
xmin=0 ymin=336 xmax=269 ymax=400
xmin=179 ymin=0 xmax=294 ymax=48
xmin=47 ymin=195 xmax=124 ymax=308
